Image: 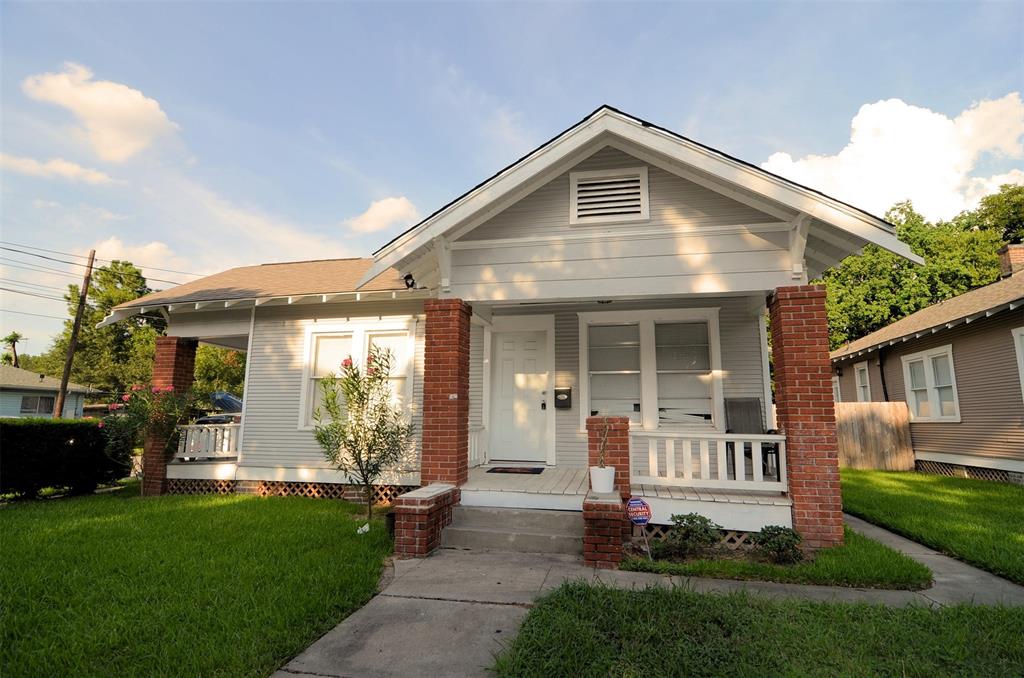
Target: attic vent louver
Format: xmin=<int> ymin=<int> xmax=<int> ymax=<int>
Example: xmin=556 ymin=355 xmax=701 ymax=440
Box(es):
xmin=570 ymin=166 xmax=649 ymax=224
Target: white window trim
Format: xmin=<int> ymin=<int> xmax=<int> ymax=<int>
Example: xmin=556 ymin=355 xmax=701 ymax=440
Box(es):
xmin=1013 ymin=326 xmax=1024 ymax=402
xmin=854 ymin=361 xmax=871 ymax=402
xmin=577 ymin=307 xmax=723 ymax=432
xmin=900 ymin=343 xmax=961 ymax=423
xmin=297 ymin=316 xmax=417 ymax=431
xmin=832 ymin=375 xmax=842 ymax=403
xmin=569 ymin=166 xmax=650 ymax=226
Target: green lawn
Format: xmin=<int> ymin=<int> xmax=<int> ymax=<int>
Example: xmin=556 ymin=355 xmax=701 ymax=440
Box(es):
xmin=622 ymin=527 xmax=931 ymax=589
xmin=495 ymin=583 xmax=1024 ymax=676
xmin=0 ymin=482 xmax=391 ymax=677
xmin=842 ymin=469 xmax=1024 ymax=585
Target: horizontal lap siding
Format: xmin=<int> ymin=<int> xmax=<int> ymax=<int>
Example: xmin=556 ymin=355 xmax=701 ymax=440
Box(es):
xmin=240 ymin=300 xmax=425 ymax=471
xmin=881 ymin=310 xmax=1024 ymax=462
xmin=452 ymin=147 xmax=789 ymax=300
xmin=495 ymin=297 xmax=769 ymax=468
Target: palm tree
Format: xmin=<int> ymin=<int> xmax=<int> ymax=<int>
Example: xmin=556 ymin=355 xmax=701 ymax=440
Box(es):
xmin=3 ymin=331 xmax=24 ymax=368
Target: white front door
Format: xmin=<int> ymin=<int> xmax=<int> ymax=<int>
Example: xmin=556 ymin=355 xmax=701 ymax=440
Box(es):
xmin=490 ymin=330 xmax=549 ymax=462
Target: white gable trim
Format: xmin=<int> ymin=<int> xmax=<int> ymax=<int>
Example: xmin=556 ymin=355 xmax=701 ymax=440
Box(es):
xmin=358 ymin=108 xmax=922 ymax=288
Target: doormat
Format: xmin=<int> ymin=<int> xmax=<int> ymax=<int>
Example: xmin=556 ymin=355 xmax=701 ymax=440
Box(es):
xmin=486 ymin=467 xmax=545 ymax=475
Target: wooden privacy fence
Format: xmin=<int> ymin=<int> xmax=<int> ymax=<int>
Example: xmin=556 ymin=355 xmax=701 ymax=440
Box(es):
xmin=834 ymin=402 xmax=915 ymax=470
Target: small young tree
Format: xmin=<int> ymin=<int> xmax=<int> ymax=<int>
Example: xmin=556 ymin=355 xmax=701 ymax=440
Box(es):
xmin=313 ymin=345 xmax=414 ymax=521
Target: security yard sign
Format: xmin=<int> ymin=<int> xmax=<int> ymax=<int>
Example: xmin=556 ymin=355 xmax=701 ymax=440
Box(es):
xmin=626 ymin=497 xmax=651 ymax=526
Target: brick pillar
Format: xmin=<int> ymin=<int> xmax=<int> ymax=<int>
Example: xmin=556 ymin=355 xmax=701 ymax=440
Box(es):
xmin=586 ymin=416 xmax=631 ymax=499
xmin=420 ymin=299 xmax=472 ymax=487
xmin=583 ymin=494 xmax=626 ymax=569
xmin=768 ymin=286 xmax=844 ymax=549
xmin=142 ymin=336 xmax=197 ymax=497
xmin=393 ymin=484 xmax=458 ymax=557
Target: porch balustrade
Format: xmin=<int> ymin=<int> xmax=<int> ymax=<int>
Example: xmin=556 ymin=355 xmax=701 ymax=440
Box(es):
xmin=175 ymin=423 xmax=241 ymax=460
xmin=629 ymin=431 xmax=787 ymax=492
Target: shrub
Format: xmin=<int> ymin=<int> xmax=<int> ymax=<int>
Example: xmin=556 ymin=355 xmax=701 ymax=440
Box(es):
xmin=655 ymin=513 xmax=722 ymax=559
xmin=0 ymin=418 xmax=125 ymax=497
xmin=753 ymin=525 xmax=804 ymax=564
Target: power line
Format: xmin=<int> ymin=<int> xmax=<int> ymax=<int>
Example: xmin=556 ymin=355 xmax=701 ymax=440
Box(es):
xmin=0 ymin=246 xmax=185 ymax=285
xmin=0 ymin=308 xmax=69 ymax=320
xmin=0 ymin=256 xmax=165 ymax=292
xmin=0 ymin=287 xmax=68 ymax=302
xmin=0 ymin=240 xmax=205 ymax=277
xmin=0 ymin=277 xmax=68 ymax=292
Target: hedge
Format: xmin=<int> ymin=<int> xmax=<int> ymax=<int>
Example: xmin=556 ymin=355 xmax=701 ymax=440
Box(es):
xmin=0 ymin=418 xmax=128 ymax=497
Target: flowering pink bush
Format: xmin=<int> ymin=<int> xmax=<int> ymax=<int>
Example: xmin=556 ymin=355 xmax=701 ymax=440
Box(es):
xmin=102 ymin=383 xmax=200 ymax=479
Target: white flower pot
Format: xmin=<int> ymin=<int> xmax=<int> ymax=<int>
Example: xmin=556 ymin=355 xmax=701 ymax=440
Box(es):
xmin=590 ymin=465 xmax=616 ymax=494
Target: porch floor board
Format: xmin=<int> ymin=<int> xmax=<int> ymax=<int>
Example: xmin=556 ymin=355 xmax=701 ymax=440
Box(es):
xmin=632 ymin=484 xmax=791 ymax=506
xmin=463 ymin=467 xmax=590 ymax=496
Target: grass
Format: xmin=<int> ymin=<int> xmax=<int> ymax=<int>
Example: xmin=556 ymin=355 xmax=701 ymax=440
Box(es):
xmin=494 ymin=582 xmax=1024 ymax=676
xmin=0 ymin=481 xmax=391 ymax=677
xmin=842 ymin=469 xmax=1024 ymax=585
xmin=621 ymin=527 xmax=932 ymax=589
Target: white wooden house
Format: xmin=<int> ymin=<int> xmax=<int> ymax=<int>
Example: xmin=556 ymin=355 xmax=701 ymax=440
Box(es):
xmin=105 ymin=107 xmax=920 ymax=553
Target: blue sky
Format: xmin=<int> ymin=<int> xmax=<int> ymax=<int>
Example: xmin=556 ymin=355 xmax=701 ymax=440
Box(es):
xmin=2 ymin=1 xmax=1022 ymax=352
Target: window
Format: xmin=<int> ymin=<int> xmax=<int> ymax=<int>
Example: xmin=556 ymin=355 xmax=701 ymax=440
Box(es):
xmin=587 ymin=324 xmax=641 ymax=423
xmin=854 ymin=361 xmax=871 ymax=401
xmin=1013 ymin=326 xmax=1024 ymax=401
xmin=299 ymin=319 xmax=416 ymax=429
xmin=832 ymin=376 xmax=841 ymax=403
xmin=569 ymin=166 xmax=649 ymax=225
xmin=900 ymin=345 xmax=960 ymax=422
xmin=579 ymin=309 xmax=722 ymax=430
xmin=654 ymin=322 xmax=712 ymax=426
xmin=20 ymin=395 xmax=55 ymax=415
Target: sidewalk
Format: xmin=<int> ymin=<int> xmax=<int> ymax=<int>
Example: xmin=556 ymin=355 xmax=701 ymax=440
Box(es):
xmin=274 ymin=516 xmax=1024 ymax=678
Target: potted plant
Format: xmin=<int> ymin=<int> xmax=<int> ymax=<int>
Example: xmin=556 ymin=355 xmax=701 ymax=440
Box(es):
xmin=589 ymin=421 xmax=616 ymax=493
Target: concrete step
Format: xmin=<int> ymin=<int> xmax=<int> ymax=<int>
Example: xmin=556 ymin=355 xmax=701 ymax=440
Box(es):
xmin=450 ymin=506 xmax=584 ymax=532
xmin=441 ymin=525 xmax=583 ymax=555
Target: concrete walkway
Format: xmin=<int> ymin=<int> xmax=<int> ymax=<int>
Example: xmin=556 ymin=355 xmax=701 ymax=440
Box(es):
xmin=275 ymin=516 xmax=1024 ymax=678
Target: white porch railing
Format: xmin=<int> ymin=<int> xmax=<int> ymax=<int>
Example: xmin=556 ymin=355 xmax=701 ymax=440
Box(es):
xmin=175 ymin=423 xmax=241 ymax=460
xmin=629 ymin=431 xmax=787 ymax=492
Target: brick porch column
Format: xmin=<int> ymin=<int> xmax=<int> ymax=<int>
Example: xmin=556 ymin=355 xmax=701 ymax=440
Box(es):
xmin=768 ymin=285 xmax=844 ymax=549
xmin=141 ymin=336 xmax=197 ymax=497
xmin=420 ymin=299 xmax=472 ymax=487
xmin=586 ymin=416 xmax=631 ymax=499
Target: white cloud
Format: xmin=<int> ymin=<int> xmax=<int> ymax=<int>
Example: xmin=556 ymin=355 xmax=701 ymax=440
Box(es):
xmin=22 ymin=62 xmax=178 ymax=162
xmin=344 ymin=196 xmax=420 ymax=234
xmin=1 ymin=153 xmax=117 ymax=184
xmin=86 ymin=237 xmax=195 ymax=284
xmin=762 ymin=93 xmax=1024 ymax=221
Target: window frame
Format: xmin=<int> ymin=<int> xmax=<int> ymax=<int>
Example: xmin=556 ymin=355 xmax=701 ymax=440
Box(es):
xmin=900 ymin=344 xmax=961 ymax=423
xmin=1013 ymin=326 xmax=1024 ymax=402
xmin=854 ymin=361 xmax=871 ymax=402
xmin=831 ymin=375 xmax=841 ymax=403
xmin=568 ymin=166 xmax=650 ymax=226
xmin=577 ymin=308 xmax=723 ymax=432
xmin=297 ymin=317 xmax=417 ymax=430
xmin=19 ymin=394 xmax=55 ymax=415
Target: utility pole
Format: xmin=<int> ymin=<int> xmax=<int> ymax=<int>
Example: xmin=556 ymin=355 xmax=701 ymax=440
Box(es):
xmin=54 ymin=249 xmax=95 ymax=419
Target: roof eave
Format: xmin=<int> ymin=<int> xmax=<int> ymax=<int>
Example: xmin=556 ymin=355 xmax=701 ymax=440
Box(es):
xmin=358 ymin=107 xmax=923 ymax=288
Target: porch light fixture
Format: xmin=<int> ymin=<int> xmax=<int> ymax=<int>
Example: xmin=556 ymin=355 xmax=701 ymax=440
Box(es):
xmin=403 ymin=274 xmax=416 ymax=289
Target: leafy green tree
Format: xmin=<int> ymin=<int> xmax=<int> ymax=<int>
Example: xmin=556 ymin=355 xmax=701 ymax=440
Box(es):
xmin=822 ymin=201 xmax=1003 ymax=349
xmin=968 ymin=183 xmax=1024 ymax=244
xmin=3 ymin=331 xmax=24 ymax=367
xmin=30 ymin=261 xmax=165 ymax=396
xmin=193 ymin=346 xmax=246 ymax=398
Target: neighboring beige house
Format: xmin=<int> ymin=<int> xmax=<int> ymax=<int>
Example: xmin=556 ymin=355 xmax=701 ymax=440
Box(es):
xmin=0 ymin=365 xmax=94 ymax=419
xmin=104 ymin=106 xmax=922 ymax=557
xmin=832 ymin=244 xmax=1024 ymax=482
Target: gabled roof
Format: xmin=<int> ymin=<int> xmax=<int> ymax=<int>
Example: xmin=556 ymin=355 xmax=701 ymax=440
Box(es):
xmin=111 ymin=258 xmax=406 ymax=311
xmin=0 ymin=365 xmax=94 ymax=393
xmin=831 ymin=273 xmax=1024 ymax=361
xmin=359 ymin=105 xmax=922 ymax=288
